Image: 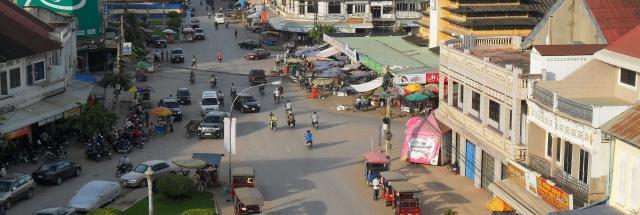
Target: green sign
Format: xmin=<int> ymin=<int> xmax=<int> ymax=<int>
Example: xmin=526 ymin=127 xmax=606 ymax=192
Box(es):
xmin=16 ymin=0 xmax=102 ymax=38
xmin=360 ymin=55 xmax=384 ymax=75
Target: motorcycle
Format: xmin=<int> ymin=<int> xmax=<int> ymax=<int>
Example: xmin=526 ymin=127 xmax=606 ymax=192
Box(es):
xmin=306 ymin=141 xmax=312 ymax=150
xmin=209 ymin=78 xmax=217 ymax=88
xmin=269 ymin=120 xmax=277 ymax=131
xmin=258 ymin=86 xmax=265 ymax=96
xmin=190 ymin=74 xmax=195 ymax=84
xmin=312 ymin=120 xmax=319 ymax=130
xmin=287 ymin=117 xmax=295 ymax=130
xmin=217 ymin=55 xmax=223 ymax=62
xmin=85 ymin=144 xmax=112 ymax=161
xmin=273 ymin=95 xmax=282 ymax=104
xmin=113 ymin=138 xmax=133 ymax=154
xmin=116 ymin=162 xmax=133 ymax=177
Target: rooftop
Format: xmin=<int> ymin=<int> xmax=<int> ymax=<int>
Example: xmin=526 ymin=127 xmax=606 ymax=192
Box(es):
xmin=532 ymin=44 xmax=607 ymax=56
xmin=584 ymin=0 xmax=640 ymax=43
xmin=333 ymin=35 xmax=440 ymax=71
xmin=601 ymin=104 xmax=640 ymax=148
xmin=468 ymin=48 xmax=531 ymax=73
xmin=0 ymin=1 xmax=60 ymax=62
xmin=605 ymin=25 xmax=640 ymax=59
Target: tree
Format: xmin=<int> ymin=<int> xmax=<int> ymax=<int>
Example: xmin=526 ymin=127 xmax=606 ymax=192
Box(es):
xmin=167 ymin=11 xmax=180 ymax=18
xmin=167 ymin=17 xmax=182 ymax=30
xmin=88 ymin=208 xmax=123 ymax=215
xmin=98 ymin=72 xmax=132 ymax=91
xmin=61 ymin=104 xmax=118 ymax=140
xmin=307 ymin=25 xmax=336 ymax=43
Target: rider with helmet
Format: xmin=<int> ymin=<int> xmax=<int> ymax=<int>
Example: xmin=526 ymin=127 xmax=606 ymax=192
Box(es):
xmin=269 ymin=112 xmax=278 ymax=129
xmin=305 ymin=129 xmax=313 ymax=148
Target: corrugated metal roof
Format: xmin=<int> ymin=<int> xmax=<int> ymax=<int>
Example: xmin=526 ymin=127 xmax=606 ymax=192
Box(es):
xmin=0 ymin=1 xmax=60 ymax=61
xmin=584 ymin=0 xmax=640 ymax=43
xmin=601 ymin=104 xmax=640 ymax=148
xmin=533 ymin=44 xmax=607 ymax=56
xmin=547 ymin=205 xmax=623 ymax=215
xmin=605 ymin=25 xmax=640 ymax=59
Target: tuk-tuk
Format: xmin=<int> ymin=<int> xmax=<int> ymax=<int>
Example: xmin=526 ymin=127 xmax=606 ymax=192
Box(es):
xmin=363 ymin=152 xmax=390 ymax=185
xmin=389 ymin=181 xmax=421 ymax=215
xmin=379 ymin=171 xmax=408 ymax=206
xmin=231 ymin=167 xmax=255 ymax=196
xmin=233 ymin=187 xmax=264 ymax=215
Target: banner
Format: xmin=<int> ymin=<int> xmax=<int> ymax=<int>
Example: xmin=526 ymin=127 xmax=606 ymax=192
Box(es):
xmin=17 ymin=0 xmax=102 ymax=38
xmin=122 ymin=42 xmax=132 ymax=56
xmin=401 ymin=136 xmax=440 ymax=165
xmin=224 ymin=117 xmax=236 ymax=154
xmin=261 ymin=11 xmax=267 ymax=24
xmin=537 ymin=177 xmax=573 ymax=210
xmin=394 ymin=73 xmax=426 ymax=85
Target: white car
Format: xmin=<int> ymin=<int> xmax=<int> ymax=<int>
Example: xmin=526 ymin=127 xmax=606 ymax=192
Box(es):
xmin=68 ymin=180 xmax=120 ymax=212
xmin=200 ymin=91 xmax=220 ymax=116
xmin=214 ymin=13 xmax=225 ymax=24
xmin=120 ymin=160 xmax=178 ymax=187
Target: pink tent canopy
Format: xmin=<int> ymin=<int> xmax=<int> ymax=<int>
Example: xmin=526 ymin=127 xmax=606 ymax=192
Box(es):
xmin=401 ymin=113 xmax=450 ymax=165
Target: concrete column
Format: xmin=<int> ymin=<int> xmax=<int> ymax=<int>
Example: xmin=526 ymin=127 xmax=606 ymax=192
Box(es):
xmin=480 ymin=91 xmax=488 ymax=126
xmin=459 ymin=136 xmax=467 ymax=177
xmin=462 ymin=84 xmax=469 ymax=115
xmin=474 ymin=147 xmax=482 ymax=188
xmin=446 ymin=77 xmax=454 ymax=106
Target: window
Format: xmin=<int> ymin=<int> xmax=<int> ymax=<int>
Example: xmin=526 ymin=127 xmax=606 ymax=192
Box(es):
xmin=383 ymin=7 xmax=393 ymax=14
xmin=354 ymin=4 xmax=365 ymax=13
xmin=620 ymin=68 xmax=636 ymax=87
xmin=9 ymin=68 xmax=20 ymax=89
xmin=328 ymin=2 xmax=341 ymax=14
xmin=396 ymin=2 xmax=416 ymax=11
xmin=563 ymin=141 xmax=573 ymax=174
xmin=459 ymin=84 xmax=464 ymax=107
xmin=299 ymin=0 xmax=306 ymax=14
xmin=347 ymin=4 xmax=353 ymax=14
xmin=579 ymin=149 xmax=589 ymax=183
xmin=489 ymin=100 xmax=500 ymax=122
xmin=307 ymin=1 xmax=317 ymax=13
xmin=546 ymin=133 xmax=553 ymax=157
xmin=472 ymin=91 xmax=480 ymax=112
xmin=555 ymin=138 xmax=561 ymax=162
xmin=34 ymin=61 xmax=45 ymax=82
xmin=509 ymin=109 xmax=513 ymax=129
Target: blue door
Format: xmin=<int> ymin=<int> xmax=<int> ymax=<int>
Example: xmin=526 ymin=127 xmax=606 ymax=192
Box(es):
xmin=465 ymin=141 xmax=476 ymax=181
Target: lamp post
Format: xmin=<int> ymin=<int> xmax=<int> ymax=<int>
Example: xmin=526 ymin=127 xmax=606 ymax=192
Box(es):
xmin=145 ymin=166 xmax=155 ymax=215
xmin=227 ymin=80 xmax=281 ymax=193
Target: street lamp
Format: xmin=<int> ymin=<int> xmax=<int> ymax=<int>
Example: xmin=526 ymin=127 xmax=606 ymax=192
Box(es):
xmin=145 ymin=166 xmax=154 ymax=215
xmin=227 ymin=80 xmax=281 ymax=193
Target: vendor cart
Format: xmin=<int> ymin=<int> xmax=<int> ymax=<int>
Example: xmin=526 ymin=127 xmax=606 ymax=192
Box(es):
xmin=185 ymin=120 xmax=200 ymax=138
xmin=192 ymin=153 xmax=223 ymax=187
xmin=139 ymin=88 xmax=152 ymax=109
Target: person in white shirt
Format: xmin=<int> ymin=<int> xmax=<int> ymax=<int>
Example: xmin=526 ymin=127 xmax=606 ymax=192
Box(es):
xmin=372 ymin=176 xmax=380 ymax=200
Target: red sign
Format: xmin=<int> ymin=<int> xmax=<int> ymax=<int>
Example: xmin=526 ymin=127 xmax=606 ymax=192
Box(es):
xmin=426 ymin=72 xmax=447 ymax=83
xmin=4 ymin=127 xmax=30 ymax=140
xmin=261 ymin=11 xmax=267 ymax=24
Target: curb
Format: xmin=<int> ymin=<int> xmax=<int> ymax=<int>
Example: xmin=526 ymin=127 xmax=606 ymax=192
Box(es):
xmin=108 ymin=188 xmax=149 ymax=211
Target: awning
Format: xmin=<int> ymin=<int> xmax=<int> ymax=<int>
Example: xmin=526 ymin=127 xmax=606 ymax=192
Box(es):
xmin=547 ymin=205 xmax=623 ymax=215
xmin=192 ymin=153 xmax=224 ymax=167
xmin=315 ymin=47 xmax=340 ymax=58
xmin=349 ymin=77 xmax=383 ymax=93
xmin=488 ymin=178 xmax=557 ymax=215
xmin=0 ymin=80 xmax=94 ymax=133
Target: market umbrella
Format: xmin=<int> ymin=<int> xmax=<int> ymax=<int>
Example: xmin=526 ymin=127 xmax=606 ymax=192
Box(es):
xmin=312 ymin=78 xmax=333 ymax=86
xmin=405 ymin=93 xmax=428 ymax=102
xmin=128 ymin=86 xmax=143 ymax=93
xmin=422 ymin=90 xmax=436 ymax=98
xmin=162 ymin=29 xmax=176 ymax=34
xmin=135 ymin=61 xmax=152 ymax=70
xmin=182 ymin=27 xmax=194 ymax=33
xmin=150 ymin=107 xmax=172 ymax=117
xmin=486 ymin=197 xmax=513 ymax=212
xmin=172 ymin=159 xmax=207 ymax=169
xmin=404 ymin=83 xmax=423 ymax=93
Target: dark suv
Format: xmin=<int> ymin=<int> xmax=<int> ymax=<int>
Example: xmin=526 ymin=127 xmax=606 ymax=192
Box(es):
xmin=248 ymin=69 xmax=267 ymax=85
xmin=198 ymin=111 xmax=227 ymax=139
xmin=233 ymin=94 xmax=260 ymax=113
xmin=170 ymin=48 xmax=184 ymax=63
xmin=176 ymin=88 xmax=191 ymax=105
xmin=158 ymin=98 xmax=183 ymax=121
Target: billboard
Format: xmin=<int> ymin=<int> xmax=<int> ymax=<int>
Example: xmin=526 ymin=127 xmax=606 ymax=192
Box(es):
xmin=17 ymin=0 xmax=102 ymax=38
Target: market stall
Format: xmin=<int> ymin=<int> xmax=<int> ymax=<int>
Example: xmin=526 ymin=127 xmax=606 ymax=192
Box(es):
xmin=401 ymin=113 xmax=450 ymax=165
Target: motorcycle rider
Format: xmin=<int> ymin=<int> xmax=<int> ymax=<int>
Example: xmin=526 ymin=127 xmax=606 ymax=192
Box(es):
xmin=230 ymin=83 xmax=237 ymax=99
xmin=190 ymin=70 xmax=195 ymax=83
xmin=208 ymin=12 xmax=211 ymax=19
xmin=273 ymin=88 xmax=282 ymax=102
xmin=209 ymin=74 xmax=216 ymax=86
xmin=191 ymin=55 xmax=198 ymax=68
xmin=258 ymin=85 xmax=265 ymax=95
xmin=118 ymin=155 xmax=132 ymax=173
xmin=311 ymin=112 xmax=319 ymax=128
xmin=119 ymin=155 xmax=131 ymax=166
xmin=305 ymin=129 xmax=313 ymax=147
xmin=285 ymin=100 xmax=292 ymax=113
xmin=216 ymin=50 xmax=224 ymax=62
xmin=269 ymin=112 xmax=278 ymax=129
xmin=287 ymin=112 xmax=295 ymax=128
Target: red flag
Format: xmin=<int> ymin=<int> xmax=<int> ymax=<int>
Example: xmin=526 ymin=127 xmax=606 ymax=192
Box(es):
xmin=261 ymin=11 xmax=267 ymax=24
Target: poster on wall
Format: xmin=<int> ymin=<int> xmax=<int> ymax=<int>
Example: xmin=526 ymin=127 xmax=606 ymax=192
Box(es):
xmin=401 ymin=136 xmax=440 ymax=165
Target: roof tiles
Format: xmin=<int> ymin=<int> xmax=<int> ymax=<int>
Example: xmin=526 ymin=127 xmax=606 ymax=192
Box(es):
xmin=533 ymin=44 xmax=607 ymax=56
xmin=585 ymin=0 xmax=640 ymax=43
xmin=606 ymin=25 xmax=640 ymax=59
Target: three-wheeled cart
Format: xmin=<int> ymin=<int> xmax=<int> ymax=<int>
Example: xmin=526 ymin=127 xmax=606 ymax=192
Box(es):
xmin=185 ymin=120 xmax=200 ymax=138
xmin=379 ymin=171 xmax=408 ymax=206
xmin=233 ymin=187 xmax=264 ymax=215
xmin=389 ymin=181 xmax=421 ymax=215
xmin=231 ymin=167 xmax=256 ymax=197
xmin=363 ymin=152 xmax=390 ymax=185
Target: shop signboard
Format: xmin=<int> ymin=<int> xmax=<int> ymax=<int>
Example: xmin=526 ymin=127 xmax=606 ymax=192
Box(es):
xmin=507 ymin=161 xmax=526 ymax=187
xmin=17 ymin=0 xmax=102 ymax=38
xmin=346 ymin=17 xmax=364 ymax=24
xmin=122 ymin=42 xmax=132 ymax=56
xmin=536 ymin=177 xmax=573 ymax=210
xmin=394 ymin=73 xmax=426 ymax=85
xmin=426 ymin=73 xmax=448 ymax=83
xmin=344 ymin=44 xmax=358 ymax=62
xmin=4 ymin=127 xmax=31 ymax=140
xmin=64 ymin=106 xmax=81 ymax=118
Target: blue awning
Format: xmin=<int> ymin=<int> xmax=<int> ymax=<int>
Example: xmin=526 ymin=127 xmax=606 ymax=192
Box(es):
xmin=192 ymin=153 xmax=224 ymax=167
xmin=74 ymin=73 xmax=96 ymax=84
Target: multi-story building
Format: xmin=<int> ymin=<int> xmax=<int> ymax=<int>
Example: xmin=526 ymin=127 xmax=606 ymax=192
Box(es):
xmin=436 ymin=35 xmax=542 ymax=189
xmin=418 ymin=0 xmax=555 ymax=48
xmin=526 ymin=25 xmax=640 ymax=207
xmin=601 ymin=105 xmax=640 ymax=214
xmin=0 ymin=2 xmax=93 ymax=152
xmin=521 ymin=0 xmax=640 ymax=48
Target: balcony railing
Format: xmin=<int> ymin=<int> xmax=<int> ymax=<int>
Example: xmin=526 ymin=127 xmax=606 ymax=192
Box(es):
xmin=0 ymin=80 xmax=65 ymax=114
xmin=528 ymin=99 xmax=594 ymax=146
xmin=531 ymin=84 xmax=554 ymax=107
xmin=531 ymin=83 xmax=593 ymax=122
xmin=396 ymin=11 xmax=421 ymax=19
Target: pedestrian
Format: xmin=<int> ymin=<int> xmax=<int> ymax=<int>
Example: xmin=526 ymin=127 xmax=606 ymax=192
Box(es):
xmin=192 ymin=173 xmax=202 ymax=191
xmin=168 ymin=115 xmax=174 ymax=133
xmin=372 ymin=175 xmax=380 ymax=200
xmin=234 ymin=28 xmax=238 ymax=38
xmin=161 ymin=50 xmax=165 ymax=63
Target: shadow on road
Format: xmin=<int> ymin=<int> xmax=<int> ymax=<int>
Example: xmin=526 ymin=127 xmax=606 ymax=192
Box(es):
xmin=423 ymin=192 xmax=472 ymax=214
xmin=235 ymin=121 xmax=265 ymax=137
xmin=268 ymin=200 xmax=328 ymax=215
xmin=313 ymin=140 xmax=347 ymax=149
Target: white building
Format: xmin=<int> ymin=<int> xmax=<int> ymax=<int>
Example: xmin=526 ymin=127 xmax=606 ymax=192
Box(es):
xmin=529 ymin=45 xmax=606 ymax=81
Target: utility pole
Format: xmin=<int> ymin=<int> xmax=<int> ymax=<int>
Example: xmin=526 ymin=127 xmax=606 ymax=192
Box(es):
xmin=114 ymin=15 xmax=124 ymax=113
xmin=383 ymin=65 xmax=392 ymax=157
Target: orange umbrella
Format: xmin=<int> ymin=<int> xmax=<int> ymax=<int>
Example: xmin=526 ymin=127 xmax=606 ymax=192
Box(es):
xmin=404 ymin=83 xmax=423 ymax=93
xmin=486 ymin=197 xmax=513 ymax=212
xmin=150 ymin=107 xmax=172 ymax=117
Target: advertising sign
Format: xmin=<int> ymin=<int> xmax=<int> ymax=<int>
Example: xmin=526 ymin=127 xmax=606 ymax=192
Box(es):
xmin=360 ymin=55 xmax=384 ymax=75
xmin=17 ymin=0 xmax=102 ymax=38
xmin=224 ymin=117 xmax=237 ymax=154
xmin=536 ymin=177 xmax=573 ymax=210
xmin=394 ymin=73 xmax=426 ymax=85
xmin=401 ymin=136 xmax=440 ymax=165
xmin=507 ymin=161 xmax=526 ymax=187
xmin=122 ymin=42 xmax=132 ymax=56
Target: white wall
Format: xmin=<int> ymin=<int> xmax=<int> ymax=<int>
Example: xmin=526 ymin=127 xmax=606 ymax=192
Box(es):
xmin=530 ymin=48 xmax=594 ymax=81
xmin=592 ymin=105 xmax=630 ymax=128
xmin=428 ymin=0 xmax=438 ymax=48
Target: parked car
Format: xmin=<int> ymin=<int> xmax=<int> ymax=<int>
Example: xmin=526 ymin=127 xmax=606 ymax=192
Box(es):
xmin=67 ymin=180 xmax=120 ymax=212
xmin=32 ymin=160 xmax=81 ymax=185
xmin=198 ymin=111 xmax=227 ymax=139
xmin=158 ymin=98 xmax=183 ymax=121
xmin=214 ymin=13 xmax=225 ymax=24
xmin=245 ymin=22 xmax=262 ymax=33
xmin=155 ymin=39 xmax=167 ymax=48
xmin=120 ymin=160 xmax=178 ymax=187
xmin=248 ymin=69 xmax=267 ymax=85
xmin=194 ymin=28 xmax=205 ymax=40
xmin=238 ymin=40 xmax=261 ymax=50
xmin=245 ymin=49 xmax=270 ymax=60
xmin=33 ymin=207 xmax=77 ymax=215
xmin=233 ymin=94 xmax=260 ymax=113
xmin=0 ymin=173 xmax=35 ymax=209
xmin=176 ymin=88 xmax=192 ymax=105
xmin=170 ymin=48 xmax=185 ymax=63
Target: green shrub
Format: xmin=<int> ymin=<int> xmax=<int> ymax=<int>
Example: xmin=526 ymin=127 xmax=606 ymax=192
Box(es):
xmin=167 ymin=11 xmax=180 ymax=18
xmin=180 ymin=208 xmax=214 ymax=215
xmin=156 ymin=174 xmax=196 ymax=199
xmin=167 ymin=17 xmax=182 ymax=29
xmin=88 ymin=208 xmax=122 ymax=215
